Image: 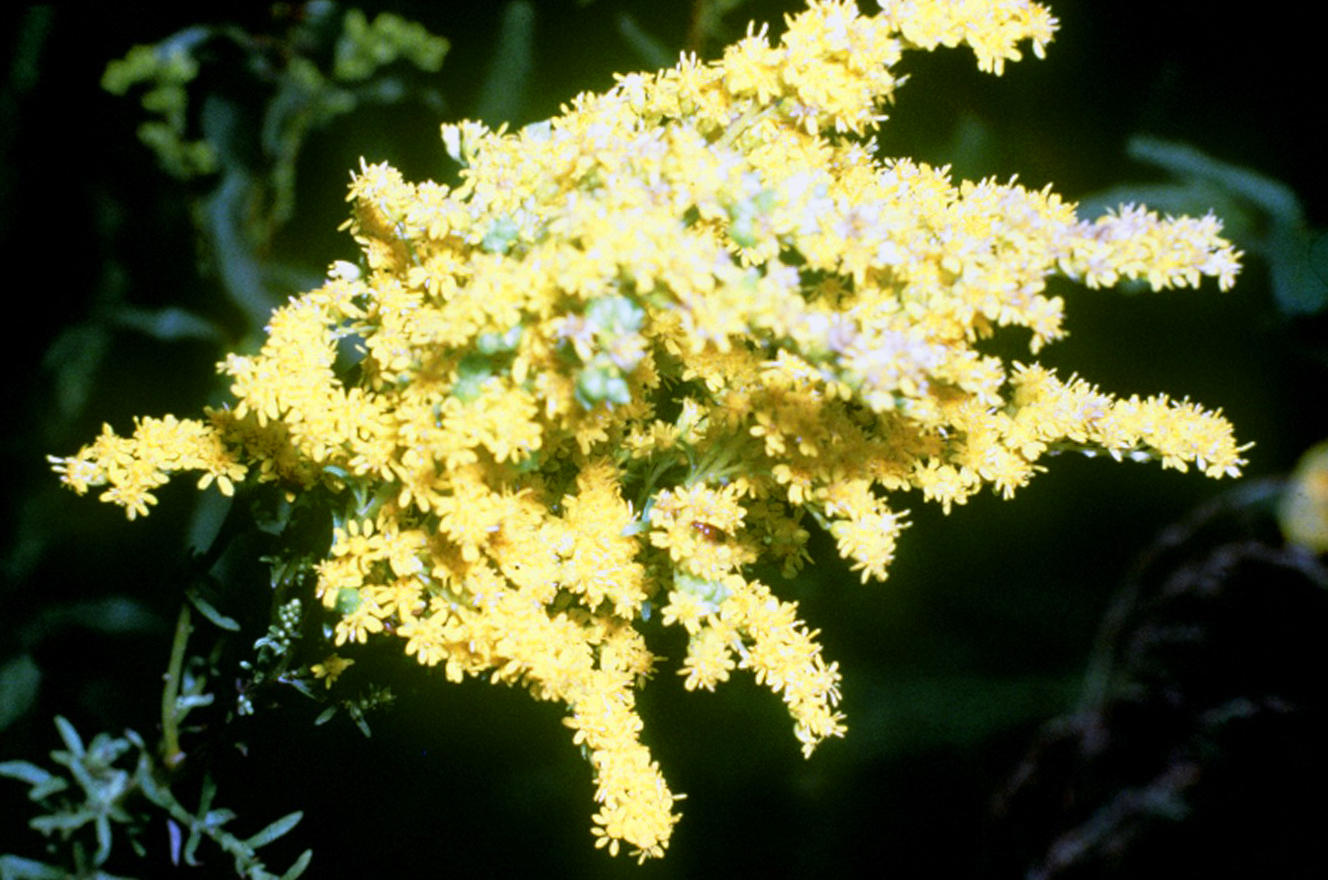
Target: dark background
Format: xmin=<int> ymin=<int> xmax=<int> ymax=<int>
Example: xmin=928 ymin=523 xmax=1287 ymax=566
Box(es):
xmin=2 ymin=2 xmax=1325 ymax=877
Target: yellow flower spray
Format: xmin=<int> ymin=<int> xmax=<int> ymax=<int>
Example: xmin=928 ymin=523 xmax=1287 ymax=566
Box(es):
xmin=51 ymin=0 xmax=1246 ymax=861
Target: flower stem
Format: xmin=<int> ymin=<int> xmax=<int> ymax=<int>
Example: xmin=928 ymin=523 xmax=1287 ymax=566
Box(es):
xmin=161 ymin=603 xmax=192 ymax=770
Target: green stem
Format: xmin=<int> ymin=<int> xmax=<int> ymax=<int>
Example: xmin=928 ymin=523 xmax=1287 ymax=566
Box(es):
xmin=161 ymin=604 xmax=192 ymax=770
xmin=133 ymin=754 xmax=264 ymax=874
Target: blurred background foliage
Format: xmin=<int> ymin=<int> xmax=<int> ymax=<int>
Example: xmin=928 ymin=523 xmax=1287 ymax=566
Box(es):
xmin=1 ymin=1 xmax=1325 ymax=877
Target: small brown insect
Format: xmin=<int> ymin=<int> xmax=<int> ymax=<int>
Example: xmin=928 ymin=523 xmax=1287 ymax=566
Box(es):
xmin=691 ymin=521 xmax=725 ymax=542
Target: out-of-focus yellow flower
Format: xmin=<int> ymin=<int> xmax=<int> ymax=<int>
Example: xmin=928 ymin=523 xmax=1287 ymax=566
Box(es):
xmin=1280 ymin=441 xmax=1328 ymax=554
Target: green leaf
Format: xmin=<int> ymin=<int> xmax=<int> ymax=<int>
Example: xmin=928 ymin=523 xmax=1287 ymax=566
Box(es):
xmin=320 ymin=464 xmax=350 ymax=481
xmin=53 ymin=716 xmax=84 ymax=758
xmin=279 ymin=849 xmax=314 ymax=880
xmin=243 ymin=811 xmax=303 ymax=849
xmin=203 ymin=808 xmax=237 ymax=828
xmin=475 ymin=2 xmax=534 ymax=127
xmin=0 ymin=654 xmax=41 ymax=733
xmin=197 ymin=773 xmax=217 ymax=816
xmin=94 ymin=813 xmax=113 ymax=865
xmin=284 ymin=676 xmax=319 ymax=700
xmin=186 ymin=588 xmax=241 ymax=632
xmin=43 ymin=322 xmax=110 ymax=423
xmin=0 ymin=760 xmax=51 ymax=787
xmin=31 ymin=808 xmax=95 ymax=835
xmin=615 ymin=12 xmax=674 ymax=70
xmin=111 ymin=305 xmax=223 ymax=342
xmin=177 ymin=694 xmax=216 ymax=710
xmin=0 ymin=854 xmax=69 ymax=879
xmin=184 ymin=774 xmax=219 ymax=865
xmin=28 ymin=776 xmax=70 ymax=801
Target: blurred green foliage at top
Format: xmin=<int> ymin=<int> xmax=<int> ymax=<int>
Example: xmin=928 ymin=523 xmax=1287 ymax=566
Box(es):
xmin=100 ymin=5 xmax=449 ymax=253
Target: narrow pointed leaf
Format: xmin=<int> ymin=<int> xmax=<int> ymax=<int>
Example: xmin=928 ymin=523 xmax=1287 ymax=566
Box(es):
xmin=0 ymin=760 xmax=51 ymax=787
xmin=279 ymin=849 xmax=314 ymax=880
xmin=185 ymin=588 xmax=241 ymax=631
xmin=53 ymin=716 xmax=84 ymax=757
xmin=243 ymin=810 xmax=303 ymax=849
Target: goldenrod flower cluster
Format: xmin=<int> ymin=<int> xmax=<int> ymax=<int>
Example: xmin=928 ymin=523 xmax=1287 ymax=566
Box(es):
xmin=50 ymin=0 xmax=1247 ymax=861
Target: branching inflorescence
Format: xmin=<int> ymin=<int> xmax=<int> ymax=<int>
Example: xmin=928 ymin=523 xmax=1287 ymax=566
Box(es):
xmin=51 ymin=0 xmax=1246 ymax=861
